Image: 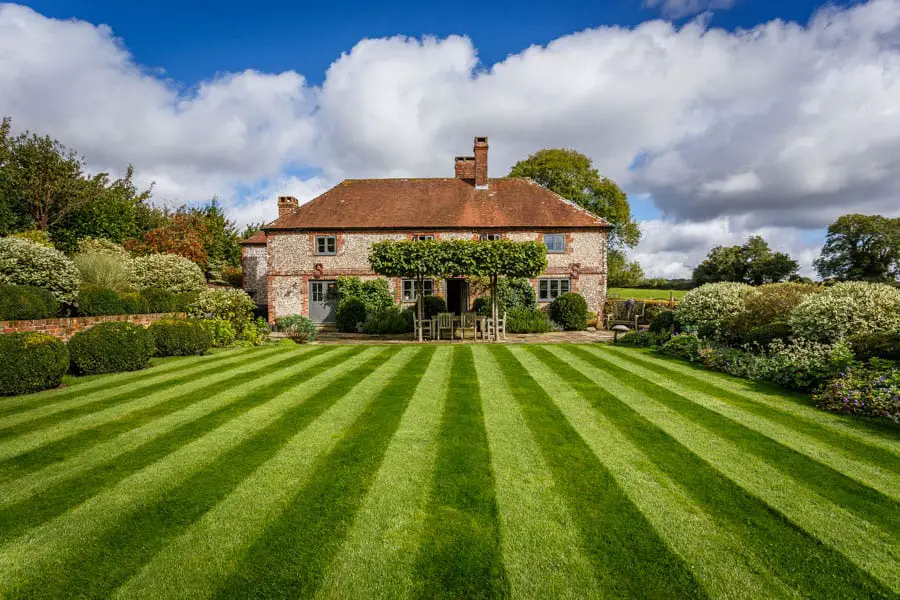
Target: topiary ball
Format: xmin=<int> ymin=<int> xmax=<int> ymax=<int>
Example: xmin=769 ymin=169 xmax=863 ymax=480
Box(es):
xmin=68 ymin=321 xmax=154 ymax=375
xmin=0 ymin=332 xmax=69 ymax=395
xmin=549 ymin=292 xmax=588 ymax=330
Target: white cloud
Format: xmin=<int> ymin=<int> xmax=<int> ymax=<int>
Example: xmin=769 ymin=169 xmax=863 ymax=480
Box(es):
xmin=644 ymin=0 xmax=736 ymax=19
xmin=1 ymin=0 xmax=899 ymax=269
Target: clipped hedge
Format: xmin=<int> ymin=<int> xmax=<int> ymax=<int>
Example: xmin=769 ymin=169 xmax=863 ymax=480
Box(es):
xmin=0 ymin=284 xmax=59 ymax=320
xmin=362 ymin=307 xmax=414 ymax=334
xmin=120 ymin=292 xmax=150 ymax=315
xmin=0 ymin=332 xmax=69 ymax=395
xmin=336 ymin=297 xmax=367 ymax=333
xmin=68 ymin=322 xmax=154 ymax=375
xmin=549 ymin=292 xmax=588 ymax=330
xmin=506 ymin=308 xmax=552 ymax=334
xmin=149 ymin=319 xmax=211 ymax=356
xmin=77 ymin=286 xmax=126 ymax=316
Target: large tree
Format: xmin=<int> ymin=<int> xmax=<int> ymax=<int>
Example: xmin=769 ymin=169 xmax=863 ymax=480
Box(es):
xmin=815 ymin=214 xmax=900 ymax=282
xmin=508 ymin=149 xmax=640 ymax=249
xmin=693 ymin=236 xmax=799 ymax=285
xmin=608 ymin=249 xmax=645 ymax=287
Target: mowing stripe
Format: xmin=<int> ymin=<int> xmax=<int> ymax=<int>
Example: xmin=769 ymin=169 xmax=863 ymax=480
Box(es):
xmin=552 ymin=346 xmax=900 ymax=593
xmin=0 ymin=346 xmax=358 ymax=508
xmin=5 ymin=346 xmax=413 ymax=600
xmin=0 ymin=347 xmax=332 ymax=481
xmin=0 ymin=347 xmax=361 ymax=545
xmin=0 ymin=347 xmax=271 ymax=416
xmin=470 ymin=346 xmax=601 ymax=600
xmin=498 ymin=346 xmax=735 ymax=599
xmin=315 ymin=347 xmax=452 ymax=600
xmin=573 ymin=345 xmax=900 ymax=532
xmin=527 ymin=346 xmax=893 ymax=599
xmin=213 ymin=347 xmax=436 ymax=599
xmin=0 ymin=346 xmax=288 ymax=436
xmin=606 ymin=346 xmax=900 ymax=466
xmin=0 ymin=346 xmax=390 ymax=596
xmin=113 ymin=347 xmax=418 ymax=600
xmin=410 ymin=346 xmax=509 ymax=600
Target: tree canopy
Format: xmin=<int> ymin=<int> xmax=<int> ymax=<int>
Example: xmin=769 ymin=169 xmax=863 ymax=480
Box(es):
xmin=693 ymin=236 xmax=799 ymax=286
xmin=508 ymin=148 xmax=640 ymax=249
xmin=814 ymin=214 xmax=900 ymax=282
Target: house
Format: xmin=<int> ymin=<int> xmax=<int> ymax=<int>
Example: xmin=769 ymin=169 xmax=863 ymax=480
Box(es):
xmin=240 ymin=137 xmax=611 ymax=324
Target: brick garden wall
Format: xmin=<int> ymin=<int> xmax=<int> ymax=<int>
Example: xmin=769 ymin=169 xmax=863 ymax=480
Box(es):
xmin=0 ymin=313 xmax=184 ymax=341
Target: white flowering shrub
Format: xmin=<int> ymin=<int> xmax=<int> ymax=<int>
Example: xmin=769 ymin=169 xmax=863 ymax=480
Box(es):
xmin=675 ymin=282 xmax=753 ymax=340
xmin=188 ymin=288 xmax=256 ymax=333
xmin=0 ymin=237 xmax=80 ymax=304
xmin=76 ymin=237 xmax=130 ymax=257
xmin=789 ymin=281 xmax=900 ymax=342
xmin=130 ymin=254 xmax=206 ymax=293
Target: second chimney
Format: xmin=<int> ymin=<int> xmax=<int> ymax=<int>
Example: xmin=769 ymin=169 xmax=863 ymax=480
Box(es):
xmin=454 ymin=156 xmax=475 ymax=180
xmin=474 ymin=136 xmax=488 ymax=189
xmin=277 ymin=196 xmax=299 ymax=219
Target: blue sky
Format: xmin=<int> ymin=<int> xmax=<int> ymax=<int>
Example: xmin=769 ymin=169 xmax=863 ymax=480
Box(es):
xmin=1 ymin=0 xmax=895 ymax=277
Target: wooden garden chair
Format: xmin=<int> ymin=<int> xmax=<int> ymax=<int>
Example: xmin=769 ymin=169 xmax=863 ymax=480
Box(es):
xmin=605 ymin=301 xmax=645 ymax=330
xmin=434 ymin=312 xmax=455 ymax=341
xmin=460 ymin=312 xmax=479 ymax=341
xmin=413 ymin=314 xmax=433 ymax=340
xmin=486 ymin=311 xmax=507 ymax=341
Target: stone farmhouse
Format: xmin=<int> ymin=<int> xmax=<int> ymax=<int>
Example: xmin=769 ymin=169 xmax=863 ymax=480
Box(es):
xmin=240 ymin=137 xmax=611 ymax=324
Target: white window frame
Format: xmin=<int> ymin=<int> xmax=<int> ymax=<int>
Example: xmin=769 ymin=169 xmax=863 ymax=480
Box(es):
xmin=479 ymin=233 xmax=502 ymax=241
xmin=413 ymin=235 xmax=435 ymax=242
xmin=544 ymin=233 xmax=566 ymax=253
xmin=314 ymin=235 xmax=336 ymax=255
xmin=402 ymin=279 xmax=434 ymax=302
xmin=538 ymin=278 xmax=570 ymax=302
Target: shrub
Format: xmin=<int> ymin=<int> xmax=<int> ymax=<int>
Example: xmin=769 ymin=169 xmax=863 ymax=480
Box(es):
xmin=173 ymin=291 xmax=200 ymax=313
xmin=277 ymin=314 xmax=317 ymax=343
xmin=675 ymin=282 xmax=753 ymax=341
xmin=549 ymin=292 xmax=588 ymax=330
xmin=140 ymin=288 xmax=176 ymax=313
xmin=648 ymin=310 xmax=678 ymax=334
xmin=73 ymin=252 xmax=133 ymax=292
xmin=472 ymin=278 xmax=537 ymax=316
xmin=744 ymin=322 xmax=793 ymax=348
xmin=222 ymin=266 xmax=243 ymax=288
xmin=119 ymin=292 xmax=150 ymax=315
xmin=335 ymin=297 xmax=367 ymax=333
xmin=0 ymin=237 xmax=80 ymax=304
xmin=0 ymin=332 xmax=68 ymax=395
xmin=422 ymin=295 xmax=447 ymax=319
xmin=790 ymin=282 xmax=900 ymax=343
xmin=659 ymin=333 xmax=703 ymax=361
xmin=506 ymin=308 xmax=552 ymax=333
xmin=188 ymin=288 xmax=256 ymax=334
xmin=0 ymin=284 xmax=59 ymax=320
xmin=755 ymin=338 xmax=854 ymax=392
xmin=76 ymin=286 xmax=125 ymax=316
xmin=362 ymin=306 xmax=414 ymax=334
xmin=727 ymin=283 xmax=820 ymax=339
xmin=10 ymin=230 xmax=55 ymax=248
xmin=617 ymin=330 xmax=662 ymax=347
xmin=130 ymin=253 xmax=206 ymax=293
xmin=238 ymin=317 xmax=270 ymax=346
xmin=814 ymin=365 xmax=900 ymax=422
xmin=847 ymin=331 xmax=900 ymax=362
xmin=334 ymin=277 xmax=394 ymax=314
xmin=149 ymin=319 xmax=211 ymax=356
xmin=200 ymin=318 xmax=237 ymax=347
xmin=76 ymin=237 xmax=129 ymax=256
xmin=68 ymin=322 xmax=154 ymax=375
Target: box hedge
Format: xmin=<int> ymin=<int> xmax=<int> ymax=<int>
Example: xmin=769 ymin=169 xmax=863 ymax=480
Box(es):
xmin=549 ymin=292 xmax=588 ymax=330
xmin=0 ymin=284 xmax=59 ymax=321
xmin=77 ymin=286 xmax=126 ymax=316
xmin=68 ymin=321 xmax=154 ymax=375
xmin=149 ymin=319 xmax=212 ymax=356
xmin=0 ymin=332 xmax=69 ymax=395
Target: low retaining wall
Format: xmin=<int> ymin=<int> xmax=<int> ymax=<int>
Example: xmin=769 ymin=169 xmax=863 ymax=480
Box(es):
xmin=0 ymin=313 xmax=184 ymax=341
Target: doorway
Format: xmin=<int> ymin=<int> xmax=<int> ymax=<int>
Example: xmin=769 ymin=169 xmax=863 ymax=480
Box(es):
xmin=309 ymin=280 xmax=337 ymax=323
xmin=445 ymin=279 xmax=469 ymax=315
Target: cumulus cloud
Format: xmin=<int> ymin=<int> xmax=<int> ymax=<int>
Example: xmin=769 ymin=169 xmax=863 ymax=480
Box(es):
xmin=1 ymin=0 xmax=899 ymax=269
xmin=644 ymin=0 xmax=737 ymax=19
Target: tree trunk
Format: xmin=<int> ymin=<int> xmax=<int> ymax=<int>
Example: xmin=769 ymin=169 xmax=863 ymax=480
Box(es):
xmin=491 ymin=273 xmax=499 ymax=342
xmin=417 ymin=274 xmax=424 ymax=343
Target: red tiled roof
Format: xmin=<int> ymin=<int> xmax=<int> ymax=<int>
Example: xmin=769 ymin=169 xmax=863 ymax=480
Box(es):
xmin=267 ymin=177 xmax=610 ymax=231
xmin=239 ymin=230 xmax=267 ymax=245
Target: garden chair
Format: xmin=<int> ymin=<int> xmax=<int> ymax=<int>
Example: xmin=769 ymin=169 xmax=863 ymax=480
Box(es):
xmin=413 ymin=314 xmax=433 ymax=340
xmin=605 ymin=300 xmax=645 ymax=330
xmin=460 ymin=312 xmax=479 ymax=341
xmin=434 ymin=312 xmax=455 ymax=341
xmin=486 ymin=311 xmax=506 ymax=341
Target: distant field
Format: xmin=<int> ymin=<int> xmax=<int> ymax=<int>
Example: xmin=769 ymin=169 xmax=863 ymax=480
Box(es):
xmin=608 ymin=287 xmax=688 ymax=300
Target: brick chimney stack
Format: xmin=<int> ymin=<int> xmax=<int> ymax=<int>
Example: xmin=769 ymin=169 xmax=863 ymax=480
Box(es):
xmin=474 ymin=136 xmax=488 ymax=189
xmin=454 ymin=156 xmax=475 ymax=180
xmin=277 ymin=196 xmax=299 ymax=219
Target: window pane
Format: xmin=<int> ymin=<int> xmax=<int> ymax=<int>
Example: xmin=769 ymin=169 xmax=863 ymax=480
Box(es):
xmin=327 ymin=237 xmax=335 ymax=253
xmin=561 ymin=279 xmax=570 ymax=294
xmin=550 ymin=280 xmax=559 ymax=296
xmin=316 ymin=238 xmax=324 ymax=253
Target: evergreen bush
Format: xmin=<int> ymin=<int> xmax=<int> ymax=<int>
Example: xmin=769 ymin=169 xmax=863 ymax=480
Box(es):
xmin=68 ymin=322 xmax=154 ymax=375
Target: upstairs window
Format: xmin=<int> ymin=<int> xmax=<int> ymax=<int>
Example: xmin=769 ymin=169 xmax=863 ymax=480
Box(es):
xmin=315 ymin=235 xmax=336 ymax=255
xmin=413 ymin=235 xmax=435 ymax=241
xmin=480 ymin=233 xmax=502 ymax=241
xmin=538 ymin=278 xmax=570 ymax=302
xmin=544 ymin=233 xmax=566 ymax=253
xmin=402 ymin=279 xmax=434 ymax=301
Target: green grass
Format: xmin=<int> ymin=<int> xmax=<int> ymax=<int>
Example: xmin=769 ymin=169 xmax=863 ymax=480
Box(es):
xmin=0 ymin=343 xmax=897 ymax=599
xmin=608 ymin=286 xmax=687 ymax=300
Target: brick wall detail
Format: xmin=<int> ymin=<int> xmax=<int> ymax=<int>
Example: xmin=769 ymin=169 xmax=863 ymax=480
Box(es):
xmin=0 ymin=313 xmax=184 ymax=341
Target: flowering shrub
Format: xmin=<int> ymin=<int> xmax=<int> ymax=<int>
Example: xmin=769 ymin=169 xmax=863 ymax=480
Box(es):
xmin=675 ymin=282 xmax=752 ymax=341
xmin=0 ymin=237 xmax=80 ymax=304
xmin=696 ymin=345 xmax=762 ymax=379
xmin=755 ymin=338 xmax=854 ymax=392
xmin=76 ymin=237 xmax=130 ymax=256
xmin=790 ymin=282 xmax=900 ymax=343
xmin=130 ymin=253 xmax=206 ymax=293
xmin=814 ymin=365 xmax=900 ymax=422
xmin=277 ymin=314 xmax=318 ymax=343
xmin=10 ymin=230 xmax=54 ymax=247
xmin=726 ymin=283 xmax=820 ymax=340
xmin=659 ymin=333 xmax=703 ymax=361
xmin=188 ymin=288 xmax=256 ymax=333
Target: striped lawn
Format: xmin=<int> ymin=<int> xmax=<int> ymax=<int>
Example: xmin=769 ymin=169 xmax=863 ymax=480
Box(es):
xmin=0 ymin=343 xmax=897 ymax=599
